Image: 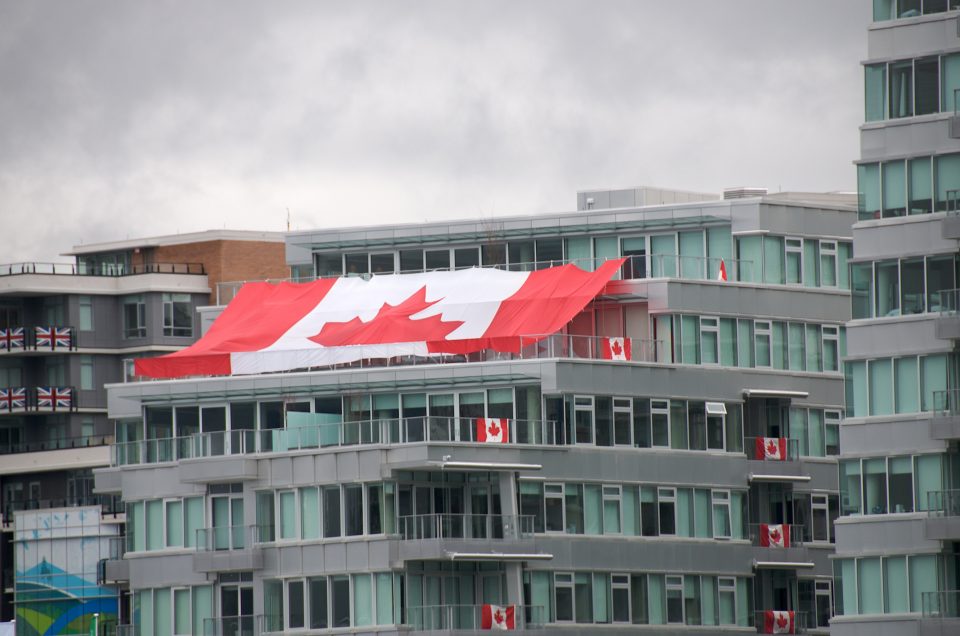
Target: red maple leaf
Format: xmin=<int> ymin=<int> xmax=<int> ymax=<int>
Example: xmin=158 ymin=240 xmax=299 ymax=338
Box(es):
xmin=309 ymin=287 xmax=464 ymax=347
xmin=611 ymin=340 xmax=623 ymax=356
xmin=488 ymin=421 xmax=501 ymax=437
xmin=769 ymin=528 xmax=781 ymax=544
xmin=766 ymin=440 xmax=779 ymax=456
xmin=494 ymin=610 xmax=504 ymax=624
xmin=776 ymin=613 xmax=788 ymax=629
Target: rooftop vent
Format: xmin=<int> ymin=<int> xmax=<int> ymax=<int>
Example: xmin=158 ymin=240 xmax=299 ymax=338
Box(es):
xmin=723 ymin=187 xmax=768 ymax=200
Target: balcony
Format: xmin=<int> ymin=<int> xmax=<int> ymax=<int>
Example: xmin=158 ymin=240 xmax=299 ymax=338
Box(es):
xmin=746 ymin=437 xmax=808 ymax=484
xmin=0 ymin=433 xmax=111 ymax=455
xmin=96 ymin=535 xmax=128 ymax=585
xmin=0 ymin=325 xmax=77 ymax=353
xmin=0 ymin=385 xmax=78 ymax=414
xmin=395 ymin=514 xmax=546 ymax=562
xmin=930 ymin=390 xmax=960 ymax=440
xmin=0 ymin=261 xmax=205 ymax=277
xmin=202 ymin=615 xmax=256 ymax=636
xmin=934 ymin=290 xmax=960 ymax=339
xmin=925 ymin=490 xmax=960 ymax=540
xmin=943 ymin=192 xmax=960 ymax=238
xmin=111 ymin=416 xmax=564 ymax=467
xmin=193 ymin=525 xmax=264 ymax=573
xmin=748 ymin=523 xmax=814 ymax=570
xmin=403 ymin=604 xmax=546 ymax=633
xmin=754 ymin=610 xmax=810 ymax=634
xmin=921 ymin=590 xmax=960 ymax=636
xmin=2 ymin=494 xmax=122 ymax=527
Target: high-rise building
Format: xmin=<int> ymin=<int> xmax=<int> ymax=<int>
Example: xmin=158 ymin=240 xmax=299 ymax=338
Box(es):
xmin=96 ymin=188 xmax=855 ymax=634
xmin=0 ymin=230 xmax=287 ymax=632
xmin=831 ymin=2 xmax=960 ymax=635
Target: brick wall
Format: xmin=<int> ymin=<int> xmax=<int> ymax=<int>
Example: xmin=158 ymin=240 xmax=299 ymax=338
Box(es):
xmin=152 ymin=240 xmax=288 ymax=303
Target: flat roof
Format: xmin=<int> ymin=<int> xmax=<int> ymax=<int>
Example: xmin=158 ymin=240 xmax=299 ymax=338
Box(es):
xmin=64 ymin=229 xmax=287 ymax=256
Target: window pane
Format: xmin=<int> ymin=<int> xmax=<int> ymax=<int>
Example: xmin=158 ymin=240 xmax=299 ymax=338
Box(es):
xmin=889 ymin=456 xmax=914 ymax=513
xmin=762 ymin=236 xmax=784 ymax=285
xmin=915 ymin=57 xmax=939 ymax=116
xmin=865 ymin=63 xmax=886 ymax=121
xmin=858 ymin=163 xmax=881 ymax=220
xmin=910 ymin=156 xmax=933 ymax=214
xmin=678 ymin=231 xmax=704 ymax=280
xmin=280 ymin=491 xmax=297 ymax=540
xmin=344 ymin=485 xmax=363 ymax=536
xmin=927 ymin=255 xmax=955 ymax=311
xmin=864 ymin=457 xmax=888 ymax=514
xmin=882 ymin=160 xmax=906 ymax=217
xmin=651 ymin=235 xmax=677 ymax=278
xmin=910 ymin=555 xmax=939 ymax=612
xmin=915 ymin=454 xmax=943 ymax=512
xmin=288 ymin=581 xmax=305 ymax=629
xmin=858 ymin=557 xmax=882 ymax=614
xmin=895 ymin=357 xmax=920 ymax=414
xmin=301 ymin=487 xmax=320 ymax=540
xmin=935 ymin=153 xmax=960 ymax=212
xmin=875 ymin=260 xmax=899 ymax=317
xmin=332 ymin=576 xmax=350 ymax=627
xmin=737 ymin=236 xmax=762 ymax=283
xmin=788 ymin=324 xmax=805 ymax=371
xmin=869 ymin=359 xmax=894 ymax=416
xmin=884 ymin=556 xmax=908 ymax=613
xmin=310 ymin=578 xmax=328 ymax=629
xmin=166 ymin=501 xmax=183 ymax=547
xmin=890 ymin=61 xmax=913 ymax=119
xmin=353 ymin=574 xmax=372 ymax=626
xmin=851 ymin=262 xmax=874 ymax=319
xmin=324 ymin=487 xmax=341 ymax=537
xmin=921 ymin=354 xmax=948 ymax=412
xmin=943 ymin=53 xmax=960 ymax=113
xmin=901 ymin=258 xmax=925 ymax=314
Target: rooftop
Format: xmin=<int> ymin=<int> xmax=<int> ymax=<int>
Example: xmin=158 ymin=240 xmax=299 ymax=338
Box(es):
xmin=63 ymin=229 xmax=287 ymax=256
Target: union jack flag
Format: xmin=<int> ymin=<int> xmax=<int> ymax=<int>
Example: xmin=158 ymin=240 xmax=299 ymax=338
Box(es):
xmin=0 ymin=387 xmax=26 ymax=412
xmin=35 ymin=326 xmax=72 ymax=350
xmin=0 ymin=327 xmax=24 ymax=350
xmin=37 ymin=386 xmax=72 ymax=411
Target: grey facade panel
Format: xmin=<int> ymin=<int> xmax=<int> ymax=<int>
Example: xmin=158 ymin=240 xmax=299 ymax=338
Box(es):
xmin=840 ymin=415 xmax=944 ymax=457
xmin=851 ymin=215 xmax=956 ymax=261
xmin=846 ymin=316 xmax=953 ymax=359
xmin=834 ymin=514 xmax=941 ymax=557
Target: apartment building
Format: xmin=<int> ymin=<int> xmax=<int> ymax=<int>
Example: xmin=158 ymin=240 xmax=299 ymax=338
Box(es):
xmin=0 ymin=230 xmax=286 ymax=634
xmin=830 ymin=2 xmax=960 ymax=636
xmin=95 ymin=188 xmax=855 ymax=634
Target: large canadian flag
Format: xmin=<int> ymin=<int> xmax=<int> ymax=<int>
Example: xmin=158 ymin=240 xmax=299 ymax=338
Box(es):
xmin=481 ymin=604 xmax=515 ymax=630
xmin=759 ymin=523 xmax=791 ymax=548
xmin=755 ymin=437 xmax=787 ymax=461
xmin=601 ymin=337 xmax=632 ymax=361
xmin=136 ymin=260 xmax=623 ymax=378
xmin=763 ymin=610 xmax=795 ymax=634
xmin=477 ymin=418 xmax=509 ymax=443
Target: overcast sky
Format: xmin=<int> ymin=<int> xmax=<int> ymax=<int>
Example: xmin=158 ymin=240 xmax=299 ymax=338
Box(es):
xmin=0 ymin=1 xmax=870 ymax=263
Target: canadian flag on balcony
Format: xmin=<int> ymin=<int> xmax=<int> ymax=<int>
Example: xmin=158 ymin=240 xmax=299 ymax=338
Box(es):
xmin=717 ymin=259 xmax=728 ymax=281
xmin=477 ymin=418 xmax=509 ymax=443
xmin=759 ymin=523 xmax=791 ymax=548
xmin=600 ymin=337 xmax=631 ymax=361
xmin=763 ymin=610 xmax=795 ymax=634
xmin=755 ymin=437 xmax=787 ymax=461
xmin=481 ymin=604 xmax=515 ymax=630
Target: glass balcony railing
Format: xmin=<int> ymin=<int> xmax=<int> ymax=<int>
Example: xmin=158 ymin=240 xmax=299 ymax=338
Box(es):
xmin=922 ymin=590 xmax=960 ymax=617
xmin=2 ymin=494 xmax=122 ymax=524
xmin=202 ymin=615 xmax=255 ymax=636
xmin=112 ymin=416 xmax=563 ymax=466
xmin=0 ymin=261 xmax=205 ymax=277
xmin=933 ymin=389 xmax=960 ymax=416
xmin=396 ymin=514 xmax=535 ymax=541
xmin=405 ymin=604 xmax=546 ymax=631
xmin=0 ymin=433 xmax=111 ymax=455
xmin=927 ymin=490 xmax=960 ymax=517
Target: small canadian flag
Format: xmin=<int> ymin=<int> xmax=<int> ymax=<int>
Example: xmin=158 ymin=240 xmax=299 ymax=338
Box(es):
xmin=759 ymin=523 xmax=791 ymax=548
xmin=717 ymin=259 xmax=728 ymax=281
xmin=481 ymin=604 xmax=515 ymax=630
xmin=763 ymin=610 xmax=795 ymax=634
xmin=477 ymin=418 xmax=509 ymax=443
xmin=755 ymin=437 xmax=787 ymax=461
xmin=601 ymin=337 xmax=632 ymax=361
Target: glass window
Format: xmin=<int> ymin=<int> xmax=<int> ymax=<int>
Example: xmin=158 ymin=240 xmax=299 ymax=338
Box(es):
xmin=882 ymin=160 xmax=907 ymax=217
xmin=566 ymin=237 xmax=593 ymax=271
xmin=858 ymin=163 xmax=881 ymax=220
xmin=613 ymin=397 xmax=632 ymax=446
xmin=554 ymin=573 xmax=574 ymax=622
xmin=884 ymin=556 xmax=909 ymax=613
xmin=915 ymin=454 xmax=943 ymax=511
xmin=665 ymin=576 xmax=684 ymax=624
xmin=279 ymin=491 xmax=297 ymax=540
xmin=658 ymin=488 xmax=676 ymax=535
xmin=858 ymin=558 xmax=883 ymax=614
xmin=678 ymin=231 xmax=705 ymax=280
xmin=453 ymin=247 xmax=479 ymax=269
xmin=869 ymin=359 xmax=894 ymax=416
xmin=921 ymin=354 xmax=948 ymax=412
xmin=574 ymin=396 xmax=594 ymax=445
xmin=910 ymin=555 xmax=939 ymax=612
xmin=122 ymin=295 xmax=146 ymax=338
xmin=631 ymin=574 xmax=648 ymax=624
xmin=565 ymin=483 xmax=584 ymax=534
xmin=927 ymin=255 xmax=955 ymax=312
xmin=353 ymin=574 xmax=372 ymax=626
xmin=574 ymin=572 xmax=592 ymax=623
xmin=865 ymin=63 xmax=887 ymax=121
xmin=935 ymin=153 xmax=960 ymax=212
xmin=603 ymin=485 xmax=622 ymax=534
xmin=670 ymin=400 xmax=687 ymax=450
xmin=851 ymin=262 xmax=874 ymax=319
xmin=651 ymin=235 xmax=677 ymax=278
xmin=507 ymin=241 xmax=534 ymax=271
xmin=79 ymin=296 xmax=94 ymax=331
xmin=301 ymin=487 xmax=320 ymax=540
xmin=820 ymin=241 xmax=838 ymax=288
xmin=620 ymin=237 xmax=645 ymax=279
xmin=680 ymin=315 xmax=699 ymax=364
xmin=737 ymin=319 xmax=753 ymax=367
xmin=736 ymin=236 xmax=762 ymax=283
xmin=288 ymin=580 xmax=305 ymax=629
xmin=901 ymin=258 xmax=925 ymax=314
xmin=875 ymin=260 xmax=900 ymax=317
xmin=712 ymin=490 xmax=731 ymax=538
xmin=344 ymin=253 xmax=369 ymax=275
xmin=909 ymin=156 xmax=933 ymax=214
xmin=399 ymin=249 xmax=423 ymax=273
xmin=840 ymin=459 xmax=863 ymax=515
xmin=785 ymin=238 xmax=803 ymax=284
xmin=895 ymin=357 xmax=920 ymax=413
xmin=584 ymin=485 xmax=602 ymax=535
xmin=706 ymin=226 xmax=731 ymax=281
xmin=331 ymin=575 xmax=350 ymax=627
xmin=889 ymin=61 xmax=913 ymax=119
xmin=864 ymin=458 xmax=888 ymax=514
xmin=323 ymin=486 xmax=341 ymax=538
xmin=536 ymin=239 xmax=563 ymax=268
xmin=943 ymin=53 xmax=960 ymax=113
xmin=754 ymin=321 xmax=771 ymax=368
xmin=651 ymin=399 xmax=669 ymax=448
xmin=889 ymin=456 xmax=914 ymax=513
xmin=424 ymin=249 xmax=450 ymax=271
xmin=80 ymin=355 xmax=94 ymax=390
xmin=762 ymin=236 xmax=785 ymax=284
xmin=593 ymin=573 xmax=609 ymax=623
xmin=344 ymin=484 xmax=363 ymax=536
xmin=166 ymin=500 xmax=183 ymax=547
xmin=309 ymin=577 xmax=328 ymax=629
xmin=719 ymin=318 xmax=737 ymax=366
xmin=369 ymin=253 xmax=395 ymax=274
xmin=544 ymin=483 xmax=564 ymax=533
xmin=163 ymin=293 xmax=193 ymax=337
xmin=700 ymin=317 xmax=719 ymax=365
xmin=822 ymin=325 xmax=838 ymax=372
xmin=611 ymin=574 xmax=630 ymax=623
xmin=315 ymin=253 xmax=342 ymax=277
xmin=915 ymin=57 xmax=939 ymax=116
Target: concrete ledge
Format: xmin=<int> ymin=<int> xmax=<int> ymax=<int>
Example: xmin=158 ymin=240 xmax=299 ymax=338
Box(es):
xmin=193 ymin=548 xmax=264 ymax=573
xmin=924 ymin=516 xmax=960 ymax=541
xmin=179 ymin=456 xmax=259 ymax=482
xmin=942 ymin=215 xmax=960 ymax=240
xmin=930 ymin=414 xmax=960 ymax=440
xmin=935 ymin=315 xmax=960 ymax=340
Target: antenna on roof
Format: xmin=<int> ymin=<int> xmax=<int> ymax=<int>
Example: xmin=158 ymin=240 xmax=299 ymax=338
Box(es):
xmin=286 ymin=208 xmax=291 ymax=231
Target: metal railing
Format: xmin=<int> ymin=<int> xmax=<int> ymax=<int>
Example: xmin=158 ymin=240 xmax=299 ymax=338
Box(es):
xmin=202 ymin=615 xmax=256 ymax=636
xmin=922 ymin=590 xmax=960 ymax=617
xmin=747 ymin=523 xmax=805 ymax=547
xmin=0 ymin=261 xmax=205 ymax=277
xmin=0 ymin=325 xmax=77 ymax=351
xmin=927 ymin=490 xmax=960 ymax=517
xmin=397 ymin=514 xmax=535 ymax=541
xmin=933 ymin=389 xmax=960 ymax=416
xmin=936 ymin=288 xmax=960 ymax=313
xmin=216 ymin=255 xmax=757 ymax=304
xmin=406 ymin=604 xmax=545 ymax=631
xmin=195 ymin=524 xmax=262 ymax=551
xmin=746 ymin=436 xmax=800 ymax=461
xmin=2 ymin=494 xmax=122 ymax=524
xmin=112 ymin=416 xmax=562 ymax=466
xmin=0 ymin=434 xmax=111 ymax=455
xmin=754 ymin=610 xmax=809 ymax=633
